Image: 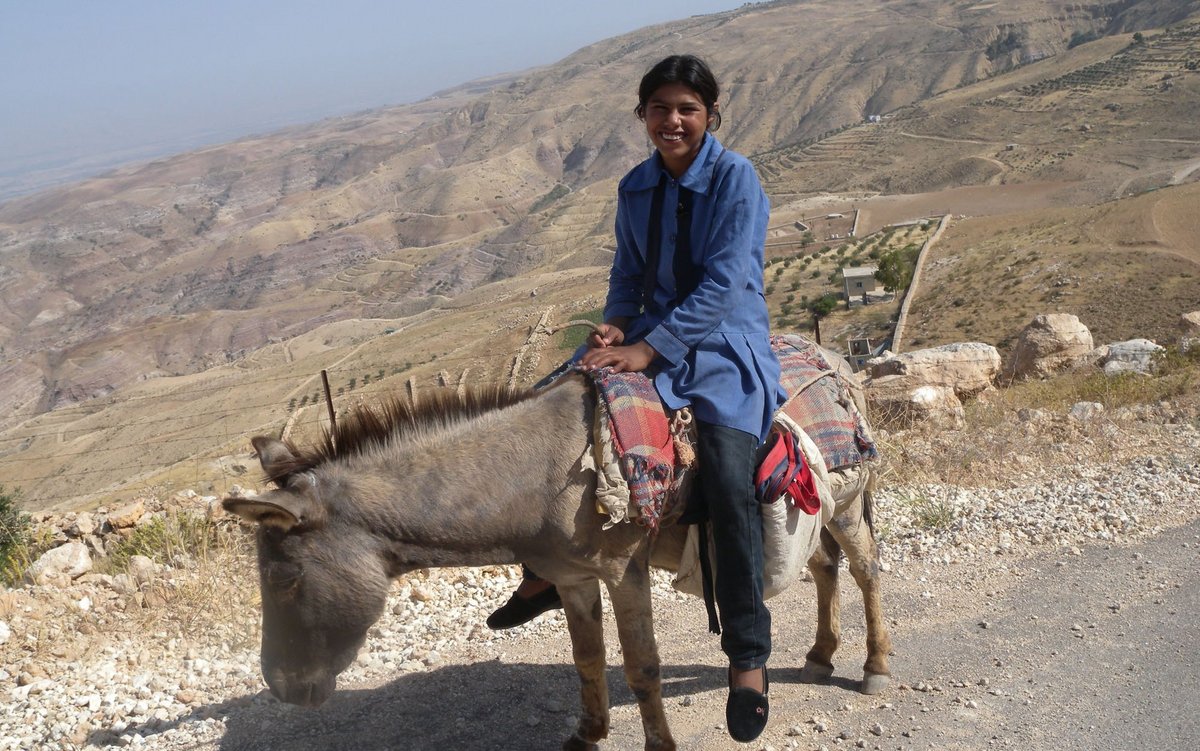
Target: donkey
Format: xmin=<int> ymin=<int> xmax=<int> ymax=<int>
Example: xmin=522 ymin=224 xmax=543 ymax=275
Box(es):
xmin=224 ymin=372 xmax=891 ymax=751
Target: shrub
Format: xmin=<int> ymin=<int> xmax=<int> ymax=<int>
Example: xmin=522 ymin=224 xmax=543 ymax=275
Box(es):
xmin=100 ymin=510 xmax=230 ymax=575
xmin=875 ymin=244 xmax=921 ymax=292
xmin=903 ymin=492 xmax=956 ymax=531
xmin=0 ymin=486 xmax=34 ymax=586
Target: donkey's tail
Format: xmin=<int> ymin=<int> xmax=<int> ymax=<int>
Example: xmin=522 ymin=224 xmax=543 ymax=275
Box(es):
xmin=863 ymin=488 xmax=876 ymax=538
xmin=862 ymin=464 xmax=879 ymax=538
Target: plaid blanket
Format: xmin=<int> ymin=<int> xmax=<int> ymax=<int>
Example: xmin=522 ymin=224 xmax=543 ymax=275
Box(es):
xmin=587 ymin=367 xmax=678 ymax=531
xmin=772 ymin=334 xmax=877 ymax=470
xmin=557 ymin=334 xmax=874 ymax=529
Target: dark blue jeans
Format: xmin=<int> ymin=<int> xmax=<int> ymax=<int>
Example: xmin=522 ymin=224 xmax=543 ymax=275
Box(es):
xmin=695 ymin=420 xmax=770 ymax=670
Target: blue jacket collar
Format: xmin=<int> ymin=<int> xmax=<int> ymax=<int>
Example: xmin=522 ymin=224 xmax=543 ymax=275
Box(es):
xmin=621 ymin=134 xmax=725 ymax=194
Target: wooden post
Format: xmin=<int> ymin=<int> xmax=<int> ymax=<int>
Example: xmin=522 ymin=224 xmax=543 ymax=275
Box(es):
xmin=813 ymin=315 xmax=822 ymax=345
xmin=321 ymin=370 xmax=337 ymax=439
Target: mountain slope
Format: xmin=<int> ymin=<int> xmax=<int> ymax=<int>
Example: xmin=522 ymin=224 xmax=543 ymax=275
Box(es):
xmin=1 ymin=0 xmax=1199 ymax=509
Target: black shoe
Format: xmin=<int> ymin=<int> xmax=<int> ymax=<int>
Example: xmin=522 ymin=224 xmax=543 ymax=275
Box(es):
xmin=485 ymin=586 xmax=562 ymax=630
xmin=726 ymin=667 xmax=769 ymax=743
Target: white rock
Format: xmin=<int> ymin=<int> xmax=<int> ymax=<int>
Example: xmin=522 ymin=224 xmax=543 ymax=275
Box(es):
xmin=1100 ymin=339 xmax=1163 ymax=376
xmin=1004 ymin=313 xmax=1094 ymax=380
xmin=1069 ymin=402 xmax=1104 ymax=422
xmin=866 ymin=342 xmax=1000 ymax=398
xmin=106 ymin=499 xmax=146 ymax=529
xmin=1178 ymin=311 xmax=1200 ymax=352
xmin=66 ymin=512 xmax=96 ymax=538
xmin=128 ymin=556 xmax=157 ymax=586
xmin=26 ymin=542 xmax=93 ymax=585
xmin=867 ymin=380 xmax=964 ymax=427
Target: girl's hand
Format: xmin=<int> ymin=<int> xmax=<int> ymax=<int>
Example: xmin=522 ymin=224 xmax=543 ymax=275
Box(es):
xmin=587 ymin=322 xmax=626 ymax=349
xmin=580 ymin=341 xmax=656 ymax=373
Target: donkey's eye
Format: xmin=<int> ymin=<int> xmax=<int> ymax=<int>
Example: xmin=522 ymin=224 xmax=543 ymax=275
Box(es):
xmin=266 ymin=561 xmax=303 ymax=594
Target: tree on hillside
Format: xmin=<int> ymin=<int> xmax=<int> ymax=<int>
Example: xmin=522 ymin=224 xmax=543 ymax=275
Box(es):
xmin=875 ymin=244 xmax=921 ymax=293
xmin=807 ymin=293 xmax=839 ymax=318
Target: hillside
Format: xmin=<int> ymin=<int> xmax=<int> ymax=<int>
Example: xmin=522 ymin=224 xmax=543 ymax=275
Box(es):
xmin=1 ymin=0 xmax=1200 ymax=511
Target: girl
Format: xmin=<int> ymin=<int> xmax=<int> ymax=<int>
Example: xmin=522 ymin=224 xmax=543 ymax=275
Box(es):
xmin=490 ymin=54 xmax=784 ymax=743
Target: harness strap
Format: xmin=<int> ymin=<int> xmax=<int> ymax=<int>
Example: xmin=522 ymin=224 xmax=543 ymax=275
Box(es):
xmin=697 ymin=521 xmax=722 ymax=634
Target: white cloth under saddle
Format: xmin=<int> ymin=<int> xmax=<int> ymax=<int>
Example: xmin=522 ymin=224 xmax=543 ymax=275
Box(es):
xmin=672 ymin=412 xmax=869 ymax=600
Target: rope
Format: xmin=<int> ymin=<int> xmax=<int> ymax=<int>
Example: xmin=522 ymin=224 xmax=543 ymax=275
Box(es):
xmin=670 ymin=407 xmax=697 ymax=468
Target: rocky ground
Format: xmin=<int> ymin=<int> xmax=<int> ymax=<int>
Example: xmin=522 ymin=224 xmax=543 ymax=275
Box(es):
xmin=1 ymin=397 xmax=1198 ymax=751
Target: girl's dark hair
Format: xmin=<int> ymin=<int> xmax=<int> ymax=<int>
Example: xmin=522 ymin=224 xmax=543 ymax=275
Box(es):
xmin=635 ymin=54 xmax=722 ymax=132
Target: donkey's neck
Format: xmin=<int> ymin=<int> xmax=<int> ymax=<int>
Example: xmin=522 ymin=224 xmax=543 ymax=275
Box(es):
xmin=335 ymin=378 xmax=592 ymax=575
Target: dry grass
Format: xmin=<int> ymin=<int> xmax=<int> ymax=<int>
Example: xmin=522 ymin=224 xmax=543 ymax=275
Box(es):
xmin=875 ymin=351 xmax=1200 ymax=489
xmin=96 ymin=510 xmax=261 ymax=645
xmin=130 ymin=542 xmax=261 ymax=650
xmin=99 ymin=509 xmax=237 ymax=575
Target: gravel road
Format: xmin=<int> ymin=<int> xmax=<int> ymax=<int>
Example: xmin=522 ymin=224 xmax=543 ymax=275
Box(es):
xmin=199 ymin=517 xmax=1200 ymax=751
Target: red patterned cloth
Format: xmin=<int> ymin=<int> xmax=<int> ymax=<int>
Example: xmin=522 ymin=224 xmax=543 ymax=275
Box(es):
xmin=587 ymin=366 xmax=678 ymax=531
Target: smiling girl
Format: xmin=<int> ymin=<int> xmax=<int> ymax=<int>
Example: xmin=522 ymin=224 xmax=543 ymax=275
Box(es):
xmin=579 ymin=54 xmax=785 ymax=743
xmin=488 ymin=54 xmax=784 ymax=743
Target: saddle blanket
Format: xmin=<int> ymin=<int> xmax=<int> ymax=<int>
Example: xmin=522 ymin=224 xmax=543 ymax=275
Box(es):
xmin=772 ymin=334 xmax=878 ymax=470
xmin=560 ymin=333 xmax=876 ymax=531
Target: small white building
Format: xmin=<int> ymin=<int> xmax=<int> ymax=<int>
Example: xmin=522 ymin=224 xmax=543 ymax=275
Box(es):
xmin=842 ymin=265 xmax=879 ymax=305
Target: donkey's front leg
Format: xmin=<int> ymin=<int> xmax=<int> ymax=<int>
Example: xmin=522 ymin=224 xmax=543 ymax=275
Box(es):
xmin=560 ymin=580 xmax=609 ymax=751
xmin=607 ymin=558 xmax=675 ymax=751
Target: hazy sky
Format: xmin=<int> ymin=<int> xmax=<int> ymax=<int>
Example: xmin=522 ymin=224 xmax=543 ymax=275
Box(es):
xmin=0 ymin=0 xmax=744 ymax=185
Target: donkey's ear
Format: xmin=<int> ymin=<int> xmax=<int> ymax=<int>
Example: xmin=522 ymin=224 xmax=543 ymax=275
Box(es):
xmin=252 ymin=436 xmax=297 ymax=480
xmin=223 ymin=494 xmax=318 ymax=532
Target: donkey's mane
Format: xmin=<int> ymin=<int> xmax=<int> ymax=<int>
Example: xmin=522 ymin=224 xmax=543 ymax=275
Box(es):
xmin=265 ymin=384 xmax=536 ymax=484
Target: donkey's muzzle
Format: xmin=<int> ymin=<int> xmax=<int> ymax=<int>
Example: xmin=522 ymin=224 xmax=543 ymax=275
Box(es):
xmin=266 ymin=669 xmax=336 ymax=708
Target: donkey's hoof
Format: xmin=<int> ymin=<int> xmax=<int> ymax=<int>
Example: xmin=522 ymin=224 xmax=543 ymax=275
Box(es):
xmin=860 ymin=671 xmax=890 ymax=695
xmin=799 ymin=659 xmax=835 ymax=684
xmin=562 ymin=734 xmax=600 ymax=751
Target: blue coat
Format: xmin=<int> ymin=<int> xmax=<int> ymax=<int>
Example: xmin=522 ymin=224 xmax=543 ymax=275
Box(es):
xmin=605 ymin=134 xmax=785 ymax=441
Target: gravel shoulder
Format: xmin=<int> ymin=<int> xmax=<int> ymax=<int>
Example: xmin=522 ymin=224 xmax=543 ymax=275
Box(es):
xmin=203 ymin=518 xmax=1200 ymax=751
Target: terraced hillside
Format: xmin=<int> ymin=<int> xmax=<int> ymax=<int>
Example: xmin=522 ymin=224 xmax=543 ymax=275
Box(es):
xmin=2 ymin=1 xmax=1200 ymax=511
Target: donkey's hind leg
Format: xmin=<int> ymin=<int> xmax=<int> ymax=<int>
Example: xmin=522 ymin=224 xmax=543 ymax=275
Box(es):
xmin=825 ymin=491 xmax=892 ymax=695
xmin=607 ymin=557 xmax=676 ymax=751
xmin=560 ymin=579 xmax=609 ymax=751
xmin=800 ymin=528 xmax=842 ymax=684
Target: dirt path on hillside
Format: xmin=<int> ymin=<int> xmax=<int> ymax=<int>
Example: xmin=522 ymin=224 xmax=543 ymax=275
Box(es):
xmin=195 ymin=519 xmax=1199 ymax=751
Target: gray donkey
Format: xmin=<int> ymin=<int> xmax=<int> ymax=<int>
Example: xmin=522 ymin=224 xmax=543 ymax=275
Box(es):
xmin=224 ymin=373 xmax=890 ymax=751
